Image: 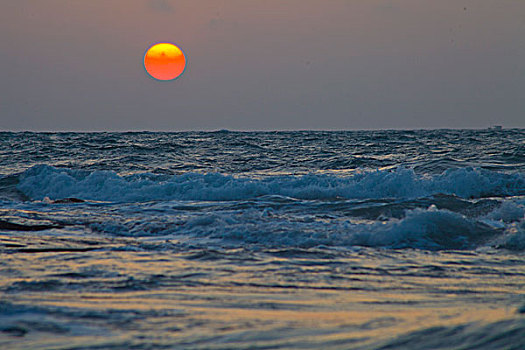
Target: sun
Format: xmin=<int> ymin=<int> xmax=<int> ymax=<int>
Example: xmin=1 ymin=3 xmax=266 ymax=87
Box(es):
xmin=144 ymin=43 xmax=186 ymax=81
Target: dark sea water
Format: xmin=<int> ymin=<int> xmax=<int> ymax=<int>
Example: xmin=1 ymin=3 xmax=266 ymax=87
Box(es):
xmin=0 ymin=129 xmax=524 ymax=349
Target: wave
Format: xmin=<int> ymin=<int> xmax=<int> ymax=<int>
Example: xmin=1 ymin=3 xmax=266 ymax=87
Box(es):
xmin=15 ymin=165 xmax=524 ymax=202
xmin=84 ymin=203 xmax=524 ymax=251
xmin=187 ymin=206 xmax=505 ymax=250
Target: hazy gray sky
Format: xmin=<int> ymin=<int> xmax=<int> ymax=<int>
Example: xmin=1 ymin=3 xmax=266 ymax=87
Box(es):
xmin=1 ymin=0 xmax=524 ymax=131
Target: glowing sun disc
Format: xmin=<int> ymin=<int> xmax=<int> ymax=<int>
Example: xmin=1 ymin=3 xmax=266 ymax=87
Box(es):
xmin=144 ymin=43 xmax=186 ymax=81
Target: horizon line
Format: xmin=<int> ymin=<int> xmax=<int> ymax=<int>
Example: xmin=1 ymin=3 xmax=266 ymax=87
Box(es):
xmin=0 ymin=126 xmax=519 ymax=133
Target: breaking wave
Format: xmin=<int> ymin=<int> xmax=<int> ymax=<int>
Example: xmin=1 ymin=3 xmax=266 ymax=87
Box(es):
xmin=88 ymin=204 xmax=520 ymax=250
xmin=15 ymin=165 xmax=525 ymax=202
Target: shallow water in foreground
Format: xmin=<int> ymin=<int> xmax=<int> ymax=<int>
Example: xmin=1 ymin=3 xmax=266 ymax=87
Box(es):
xmin=0 ymin=130 xmax=524 ymax=349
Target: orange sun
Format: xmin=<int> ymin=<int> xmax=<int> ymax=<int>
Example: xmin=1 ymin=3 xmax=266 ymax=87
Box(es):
xmin=144 ymin=43 xmax=186 ymax=81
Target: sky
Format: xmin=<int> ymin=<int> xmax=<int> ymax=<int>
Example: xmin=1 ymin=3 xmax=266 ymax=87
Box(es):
xmin=1 ymin=0 xmax=524 ymax=131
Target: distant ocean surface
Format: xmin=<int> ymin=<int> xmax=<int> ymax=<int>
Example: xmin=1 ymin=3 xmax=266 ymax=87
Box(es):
xmin=1 ymin=130 xmax=524 ymax=349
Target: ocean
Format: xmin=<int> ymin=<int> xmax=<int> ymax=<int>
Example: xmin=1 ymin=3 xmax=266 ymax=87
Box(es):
xmin=0 ymin=129 xmax=524 ymax=349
